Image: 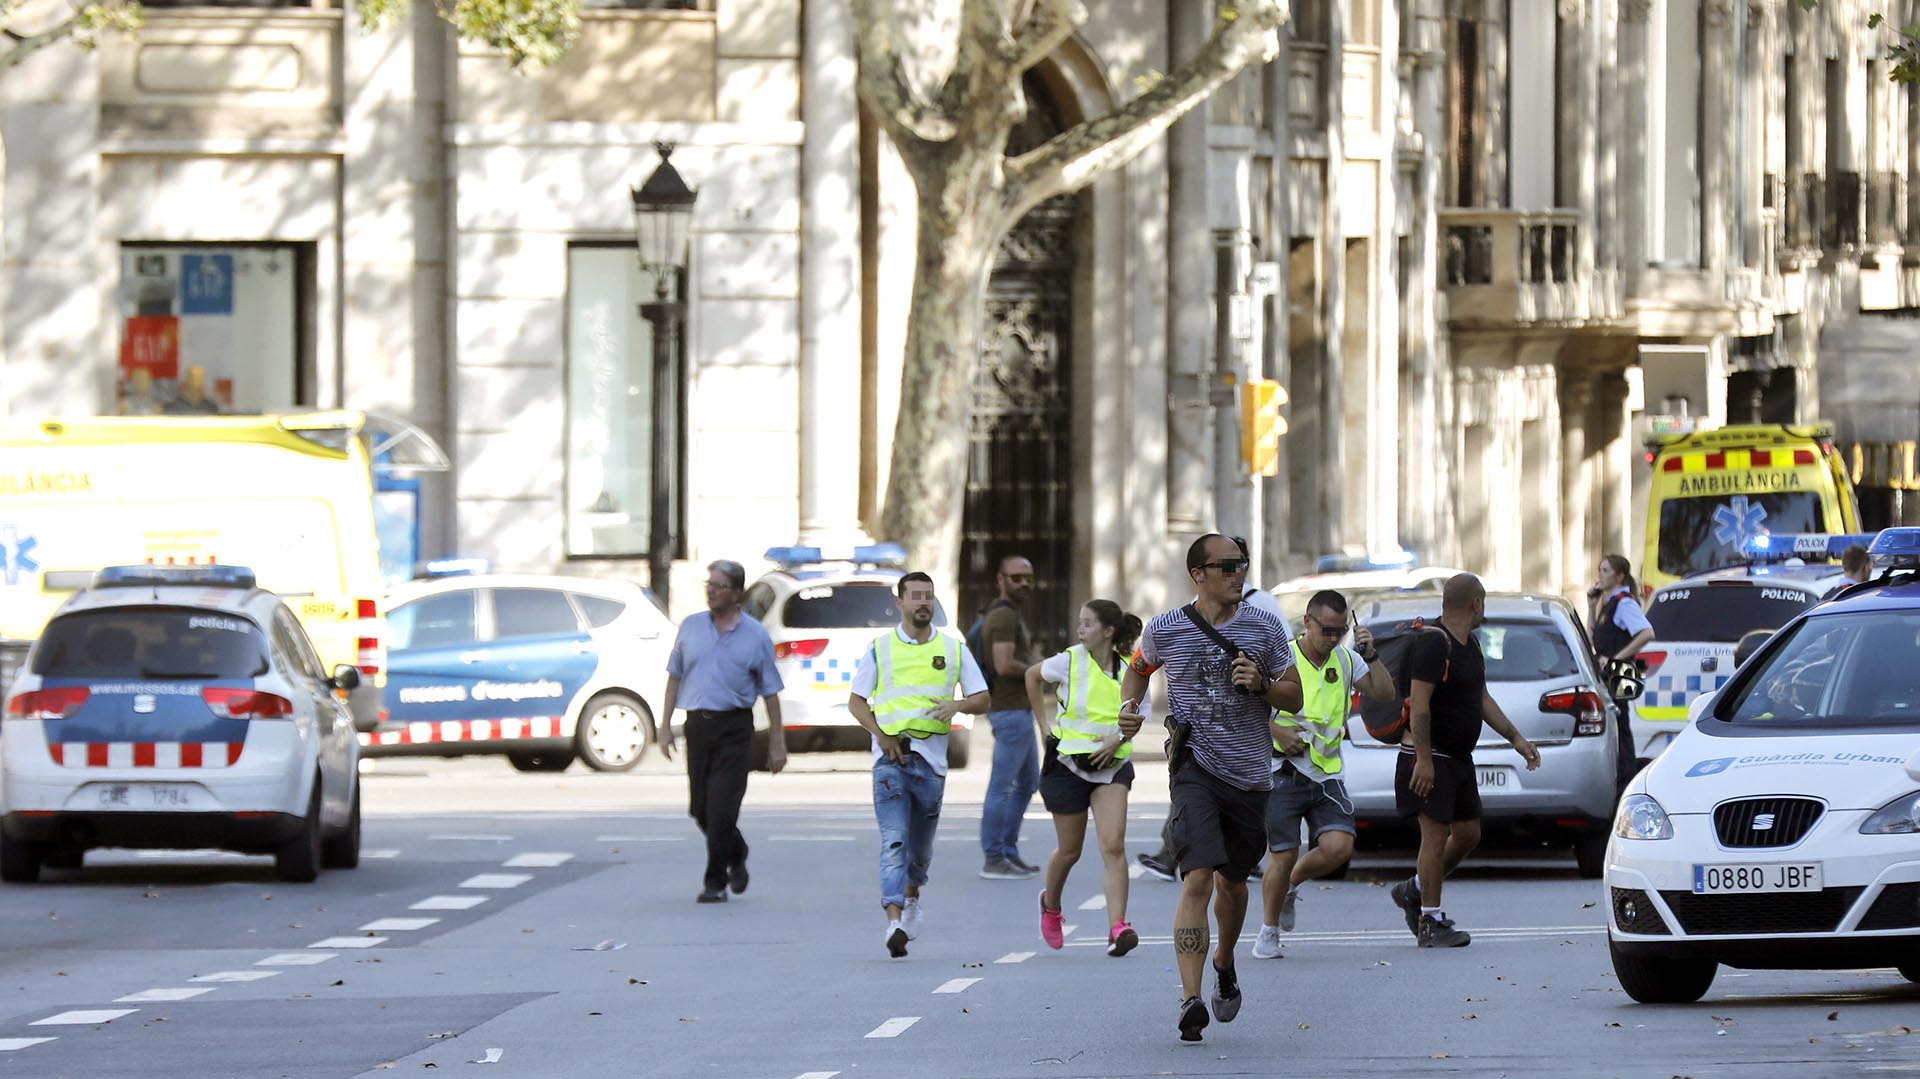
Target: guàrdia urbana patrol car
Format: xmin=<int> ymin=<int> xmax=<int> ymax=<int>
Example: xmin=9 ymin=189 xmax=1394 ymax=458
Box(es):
xmin=0 ymin=564 xmax=363 ymax=882
xmin=1607 ymin=528 xmax=1920 ymax=1002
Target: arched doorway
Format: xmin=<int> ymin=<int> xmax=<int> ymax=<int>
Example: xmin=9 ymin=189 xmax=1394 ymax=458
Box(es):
xmin=959 ymin=72 xmax=1079 ymax=653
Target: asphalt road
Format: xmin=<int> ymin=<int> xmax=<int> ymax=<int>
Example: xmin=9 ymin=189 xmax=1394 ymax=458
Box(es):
xmin=0 ymin=752 xmax=1916 ymax=1078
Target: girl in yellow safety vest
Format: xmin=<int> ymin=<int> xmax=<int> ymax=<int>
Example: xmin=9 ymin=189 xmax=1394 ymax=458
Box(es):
xmin=1025 ymin=599 xmax=1144 ymax=957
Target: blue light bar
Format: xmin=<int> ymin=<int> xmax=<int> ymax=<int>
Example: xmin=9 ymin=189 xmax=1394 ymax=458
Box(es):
xmin=852 ymin=543 xmax=908 ymax=567
xmin=94 ymin=564 xmax=257 ymax=589
xmin=764 ymin=545 xmax=824 ymax=567
xmin=1741 ymin=533 xmax=1878 ymax=563
xmin=764 ymin=543 xmax=910 ymax=569
xmin=1869 ymin=527 xmax=1920 ymax=569
xmin=422 ymin=557 xmax=489 ymax=577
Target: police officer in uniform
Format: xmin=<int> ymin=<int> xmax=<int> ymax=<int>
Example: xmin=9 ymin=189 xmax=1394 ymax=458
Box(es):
xmin=1589 ymin=554 xmax=1655 ymax=786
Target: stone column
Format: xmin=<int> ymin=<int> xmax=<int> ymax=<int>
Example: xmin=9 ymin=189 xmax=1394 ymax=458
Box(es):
xmin=1618 ymin=0 xmax=1653 ymax=278
xmin=1701 ymin=0 xmax=1735 ymax=270
xmin=798 ymin=0 xmax=867 ymax=544
xmin=1559 ymin=374 xmax=1595 ymax=599
xmin=1166 ymin=0 xmax=1214 ymax=542
xmin=1318 ymin=0 xmax=1349 ymax=553
xmin=1402 ymin=5 xmax=1446 ymax=556
xmin=1596 ymin=368 xmax=1633 ymax=558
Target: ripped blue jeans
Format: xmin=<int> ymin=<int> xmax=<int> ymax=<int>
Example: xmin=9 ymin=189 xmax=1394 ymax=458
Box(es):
xmin=874 ymin=750 xmax=945 ymax=910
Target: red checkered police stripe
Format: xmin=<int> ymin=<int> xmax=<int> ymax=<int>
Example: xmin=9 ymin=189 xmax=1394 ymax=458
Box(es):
xmin=359 ymin=716 xmax=566 ymax=748
xmin=48 ymin=742 xmax=244 ymax=768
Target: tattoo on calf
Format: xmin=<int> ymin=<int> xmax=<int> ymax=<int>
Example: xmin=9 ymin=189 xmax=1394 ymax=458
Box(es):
xmin=1173 ymin=927 xmax=1206 ymax=955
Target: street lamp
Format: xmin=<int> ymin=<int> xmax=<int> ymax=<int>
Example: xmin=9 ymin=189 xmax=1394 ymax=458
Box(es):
xmin=631 ymin=142 xmax=697 ymax=606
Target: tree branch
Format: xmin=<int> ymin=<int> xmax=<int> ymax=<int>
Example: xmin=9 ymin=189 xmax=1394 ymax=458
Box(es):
xmin=1001 ymin=2 xmax=1286 ymax=219
xmin=1011 ymin=0 xmax=1085 ymax=74
xmin=852 ymin=0 xmax=959 ymax=147
xmin=0 ymin=11 xmax=81 ymax=78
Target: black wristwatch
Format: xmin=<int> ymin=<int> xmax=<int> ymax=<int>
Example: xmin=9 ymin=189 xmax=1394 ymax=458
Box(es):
xmin=1360 ymin=647 xmax=1379 ymax=663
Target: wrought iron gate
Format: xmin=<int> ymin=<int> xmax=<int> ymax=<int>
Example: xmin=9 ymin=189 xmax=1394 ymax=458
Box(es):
xmin=959 ymin=75 xmax=1076 ymax=655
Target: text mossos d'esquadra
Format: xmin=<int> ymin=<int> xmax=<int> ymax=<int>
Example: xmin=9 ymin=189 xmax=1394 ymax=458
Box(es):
xmin=396 ymin=679 xmax=566 ymax=705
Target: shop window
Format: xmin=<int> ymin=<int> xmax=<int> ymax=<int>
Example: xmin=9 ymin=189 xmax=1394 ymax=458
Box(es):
xmin=564 ymin=243 xmax=685 ymax=561
xmin=116 ymin=243 xmax=312 ymax=416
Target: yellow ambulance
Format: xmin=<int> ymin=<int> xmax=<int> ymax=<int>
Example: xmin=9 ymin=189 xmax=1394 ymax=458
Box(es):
xmin=0 ymin=413 xmax=394 ymax=728
xmin=1641 ymin=422 xmax=1862 ymax=594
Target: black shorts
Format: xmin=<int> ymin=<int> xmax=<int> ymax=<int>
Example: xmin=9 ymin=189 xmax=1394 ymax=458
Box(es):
xmin=1394 ymin=751 xmax=1482 ymax=824
xmin=1039 ymin=758 xmax=1135 ymax=815
xmin=1169 ymin=761 xmax=1269 ymax=884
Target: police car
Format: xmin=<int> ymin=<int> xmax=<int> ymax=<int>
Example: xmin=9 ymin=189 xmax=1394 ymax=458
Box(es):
xmin=1271 ymin=549 xmax=1466 ymax=630
xmin=0 ymin=564 xmax=362 ymax=882
xmin=1606 ymin=528 xmax=1920 ymax=1002
xmin=743 ymin=544 xmax=972 ymax=768
xmin=368 ymin=570 xmax=674 ymax=772
xmin=1631 ymin=534 xmax=1869 ymax=759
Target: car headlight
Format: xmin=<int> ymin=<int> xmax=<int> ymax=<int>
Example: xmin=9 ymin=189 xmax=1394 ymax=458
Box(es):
xmin=1614 ymin=794 xmax=1674 ymax=840
xmin=1860 ymin=791 xmax=1920 ymax=835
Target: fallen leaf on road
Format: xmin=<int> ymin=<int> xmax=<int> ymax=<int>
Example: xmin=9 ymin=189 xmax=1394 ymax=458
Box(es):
xmin=1430 ymin=1053 xmax=1449 ymax=1059
xmin=1605 ymin=1022 xmax=1621 ymax=1028
xmin=330 ymin=980 xmax=344 ymax=987
xmin=678 ymin=1017 xmax=699 ymax=1023
xmin=963 ymin=962 xmax=984 ymax=968
xmin=1887 ymin=1025 xmax=1914 ymax=1036
xmin=288 ymin=923 xmax=304 ymax=929
xmin=1462 ymin=1014 xmax=1477 ymax=1020
xmin=1297 ymin=1023 xmax=1310 ymax=1030
xmin=426 ymin=1032 xmax=454 ymax=1040
xmin=628 ymin=978 xmax=643 ymax=985
xmin=1827 ymin=1011 xmax=1839 ymax=1020
xmin=588 ymin=1012 xmax=601 ymax=1017
xmin=1809 ymin=1037 xmax=1823 ymax=1043
xmin=1582 ymin=902 xmax=1596 ymax=909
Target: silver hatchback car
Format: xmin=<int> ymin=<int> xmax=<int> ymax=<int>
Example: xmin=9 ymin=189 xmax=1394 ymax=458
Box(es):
xmin=1344 ymin=593 xmax=1622 ymax=877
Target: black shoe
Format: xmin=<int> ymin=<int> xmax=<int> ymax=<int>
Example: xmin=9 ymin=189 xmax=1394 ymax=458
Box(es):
xmin=1417 ymin=913 xmax=1471 ymax=948
xmin=697 ymin=886 xmax=727 ymax=904
xmin=1008 ymin=855 xmax=1042 ymax=876
xmin=1177 ymin=995 xmax=1209 ymax=1042
xmin=1390 ymin=878 xmax=1421 ymax=936
xmin=728 ymin=857 xmax=749 ymax=895
xmin=1210 ymin=963 xmax=1242 ymax=1023
xmin=1136 ymin=852 xmax=1176 ymax=883
xmin=886 ymin=925 xmax=909 ymax=958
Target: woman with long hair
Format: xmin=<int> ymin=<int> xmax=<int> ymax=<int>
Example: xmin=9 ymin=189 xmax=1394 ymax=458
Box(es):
xmin=1589 ymin=553 xmax=1655 ymax=785
xmin=1025 ymin=599 xmax=1144 ymax=957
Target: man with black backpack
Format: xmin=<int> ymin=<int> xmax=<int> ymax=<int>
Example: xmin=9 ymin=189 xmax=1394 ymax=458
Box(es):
xmin=1389 ymin=573 xmax=1540 ymax=948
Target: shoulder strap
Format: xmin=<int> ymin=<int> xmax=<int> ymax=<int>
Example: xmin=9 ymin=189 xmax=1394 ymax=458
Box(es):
xmin=1180 ymin=603 xmax=1241 ymax=659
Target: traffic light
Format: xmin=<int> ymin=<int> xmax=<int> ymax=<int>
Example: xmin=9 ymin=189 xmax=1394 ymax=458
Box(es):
xmin=1240 ymin=378 xmax=1288 ymax=477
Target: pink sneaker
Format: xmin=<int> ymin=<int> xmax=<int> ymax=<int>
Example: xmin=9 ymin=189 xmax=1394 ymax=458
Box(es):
xmin=1107 ymin=919 xmax=1139 ymax=957
xmin=1039 ymin=891 xmax=1065 ymax=949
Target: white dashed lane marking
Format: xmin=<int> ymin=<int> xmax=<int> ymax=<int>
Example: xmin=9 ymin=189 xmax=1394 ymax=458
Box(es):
xmin=460 ymin=873 xmax=533 ymax=889
xmin=191 ymin=971 xmax=280 ymax=983
xmin=359 ymin=918 xmax=440 ymax=932
xmin=0 ymin=1038 xmax=55 ymax=1051
xmin=362 ymin=849 xmax=401 ymax=860
xmin=931 ymin=978 xmax=980 ymax=994
xmin=994 ymin=952 xmax=1034 ymax=964
xmin=1127 ymin=863 xmax=1145 ymax=879
xmin=428 ymin=834 xmax=512 ymax=842
xmin=308 ymin=936 xmax=387 ymax=949
xmin=32 ymin=1010 xmax=136 ymax=1026
xmin=503 ymin=852 xmax=573 ymax=868
xmin=768 ymin=835 xmax=855 ymax=842
xmin=258 ymin=953 xmax=335 ymax=966
xmin=412 ymin=895 xmax=489 ymax=911
xmin=1077 ymin=895 xmax=1106 ymax=911
xmin=864 ymin=1017 xmax=920 ymax=1039
xmin=793 ymin=1072 xmax=841 ymax=1079
xmin=1061 ymin=924 xmax=1078 ymax=938
xmin=115 ymin=988 xmax=215 ymax=1003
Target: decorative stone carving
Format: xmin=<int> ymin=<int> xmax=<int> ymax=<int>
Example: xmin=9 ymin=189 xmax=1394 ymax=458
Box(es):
xmin=1620 ymin=0 xmax=1653 ymax=23
xmin=1703 ymin=0 xmax=1736 ymax=27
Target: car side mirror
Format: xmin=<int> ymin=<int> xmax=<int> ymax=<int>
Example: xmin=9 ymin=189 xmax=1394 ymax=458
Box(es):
xmin=331 ymin=664 xmax=362 ymax=691
xmin=1604 ymin=659 xmax=1645 ymax=702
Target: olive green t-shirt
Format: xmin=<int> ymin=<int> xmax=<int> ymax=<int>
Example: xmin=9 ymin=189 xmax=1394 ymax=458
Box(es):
xmin=982 ymin=603 xmax=1033 ymax=711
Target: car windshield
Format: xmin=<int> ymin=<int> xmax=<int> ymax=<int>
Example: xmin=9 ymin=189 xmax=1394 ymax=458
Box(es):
xmin=1648 ymin=582 xmax=1815 ymax=643
xmin=1478 ymin=621 xmax=1581 ymax=682
xmin=32 ymin=607 xmax=269 ymax=680
xmin=781 ymin=582 xmax=949 ymax=629
xmin=1657 ymin=492 xmax=1824 ymax=578
xmin=1722 ymin=609 xmax=1920 ymax=727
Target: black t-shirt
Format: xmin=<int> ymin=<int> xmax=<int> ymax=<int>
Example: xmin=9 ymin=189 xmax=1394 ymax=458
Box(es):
xmin=1407 ymin=627 xmax=1486 ymax=758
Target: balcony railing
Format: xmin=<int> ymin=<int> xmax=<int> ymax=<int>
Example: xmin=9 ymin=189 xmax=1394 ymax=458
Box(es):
xmin=1868 ymin=171 xmax=1904 ymax=247
xmin=1828 ymin=171 xmax=1863 ymax=249
xmin=1785 ymin=173 xmax=1823 ymax=252
xmin=1438 ymin=208 xmax=1618 ymax=327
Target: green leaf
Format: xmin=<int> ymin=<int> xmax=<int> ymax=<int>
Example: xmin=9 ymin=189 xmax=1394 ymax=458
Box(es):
xmin=1870 ymin=13 xmax=1884 ymax=28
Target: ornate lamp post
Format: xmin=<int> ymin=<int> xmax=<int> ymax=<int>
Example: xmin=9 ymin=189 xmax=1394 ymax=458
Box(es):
xmin=630 ymin=142 xmax=697 ymax=605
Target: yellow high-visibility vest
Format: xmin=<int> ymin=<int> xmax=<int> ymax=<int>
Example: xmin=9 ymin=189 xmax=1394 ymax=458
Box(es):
xmin=871 ymin=632 xmax=962 ymax=738
xmin=1054 ymin=645 xmax=1130 ymax=762
xmin=1274 ymin=639 xmax=1350 ymax=776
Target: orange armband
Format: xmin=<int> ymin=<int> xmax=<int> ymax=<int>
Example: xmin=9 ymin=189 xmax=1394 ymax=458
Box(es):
xmin=1127 ymin=648 xmax=1159 ymax=676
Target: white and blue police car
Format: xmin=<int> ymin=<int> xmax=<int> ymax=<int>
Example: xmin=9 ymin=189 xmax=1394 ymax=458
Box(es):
xmin=0 ymin=564 xmax=362 ymax=882
xmin=369 ymin=570 xmax=674 ymax=772
xmin=743 ymin=544 xmax=972 ymax=768
xmin=1630 ymin=533 xmax=1870 ymax=759
xmin=1607 ymin=527 xmax=1920 ymax=1002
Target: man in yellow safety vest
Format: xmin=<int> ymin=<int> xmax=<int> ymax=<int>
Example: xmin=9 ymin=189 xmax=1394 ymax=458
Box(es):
xmin=849 ymin=571 xmax=990 ymax=958
xmin=1251 ymin=589 xmax=1395 ymax=956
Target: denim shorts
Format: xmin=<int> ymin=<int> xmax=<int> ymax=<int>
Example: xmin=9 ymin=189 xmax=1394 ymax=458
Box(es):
xmin=1264 ymin=761 xmax=1356 ymax=852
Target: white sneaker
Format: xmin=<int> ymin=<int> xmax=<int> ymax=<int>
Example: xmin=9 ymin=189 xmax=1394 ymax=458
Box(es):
xmin=885 ymin=921 xmax=909 ymax=958
xmin=901 ymin=896 xmax=924 ymax=939
xmin=1250 ymin=924 xmax=1284 ymax=960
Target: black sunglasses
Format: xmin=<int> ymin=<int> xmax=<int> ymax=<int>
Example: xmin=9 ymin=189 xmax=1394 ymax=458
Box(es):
xmin=1199 ymin=558 xmax=1250 ymax=573
xmin=1303 ymin=614 xmax=1345 ymax=637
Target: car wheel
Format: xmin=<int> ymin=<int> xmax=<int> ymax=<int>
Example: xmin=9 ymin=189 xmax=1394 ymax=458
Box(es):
xmin=947 ymin=726 xmax=972 ymax=769
xmin=508 ymin=752 xmax=573 ymax=773
xmin=1574 ymin=833 xmax=1608 ymax=880
xmin=42 ymin=848 xmax=84 ymax=871
xmin=275 ymin=785 xmax=324 ymax=883
xmin=574 ymin=693 xmax=652 ymax=772
xmin=1609 ymin=938 xmax=1716 ymax=1003
xmin=321 ymin=781 xmax=361 ymax=869
xmin=0 ymin=834 xmax=43 ymax=884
